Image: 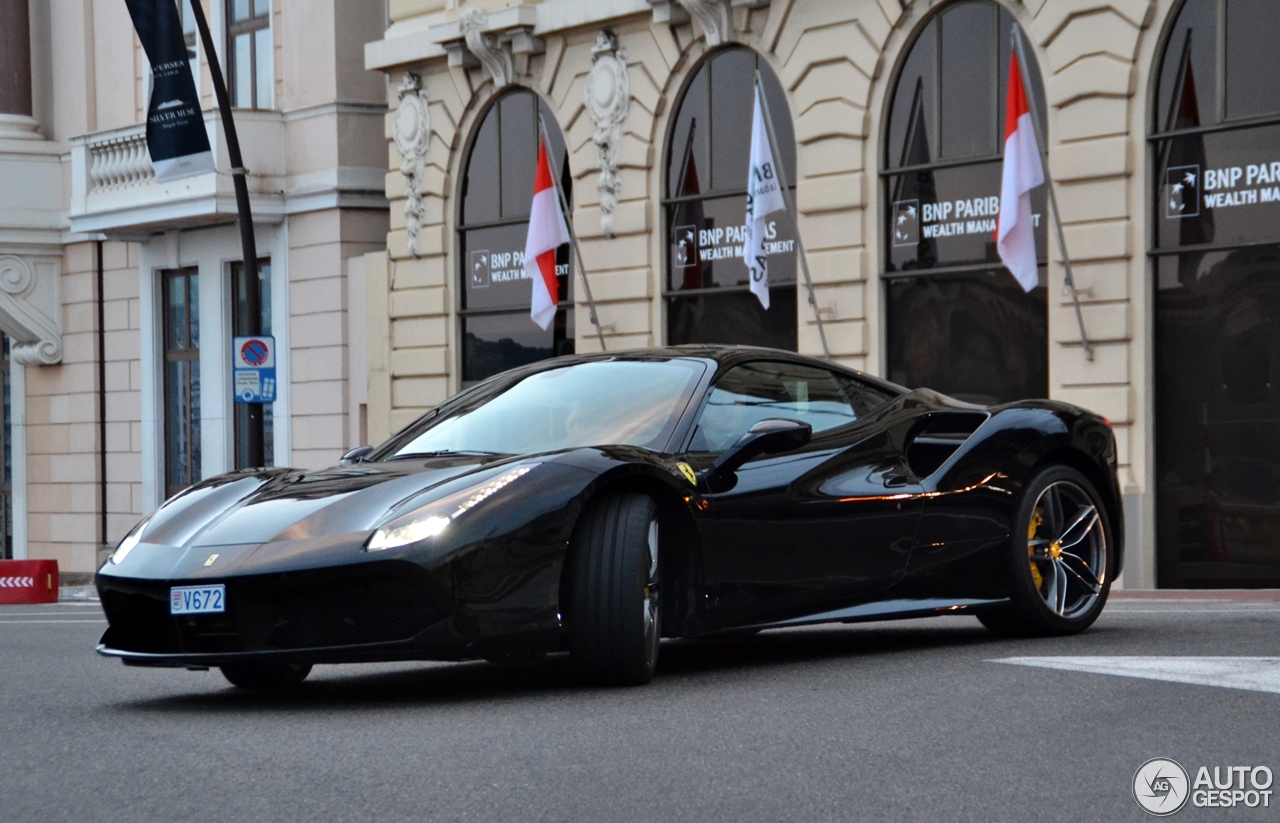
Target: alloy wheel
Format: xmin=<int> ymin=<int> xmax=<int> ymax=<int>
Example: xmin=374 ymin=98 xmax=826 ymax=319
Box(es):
xmin=643 ymin=518 xmax=660 ymax=667
xmin=1027 ymin=480 xmax=1107 ymax=618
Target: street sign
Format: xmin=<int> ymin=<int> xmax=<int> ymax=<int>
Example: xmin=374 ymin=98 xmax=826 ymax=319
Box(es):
xmin=232 ymin=335 xmax=276 ymax=403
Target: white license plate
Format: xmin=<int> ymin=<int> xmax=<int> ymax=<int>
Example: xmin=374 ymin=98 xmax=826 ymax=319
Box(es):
xmin=170 ymin=585 xmax=226 ymax=615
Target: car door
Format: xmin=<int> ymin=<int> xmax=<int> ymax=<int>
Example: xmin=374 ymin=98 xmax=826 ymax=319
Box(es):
xmin=680 ymin=361 xmax=925 ymax=628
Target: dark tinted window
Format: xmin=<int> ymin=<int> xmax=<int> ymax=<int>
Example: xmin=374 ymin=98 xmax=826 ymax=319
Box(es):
xmin=886 ymin=271 xmax=1047 ymax=405
xmin=885 ymin=2 xmax=1044 ymax=169
xmin=690 ymin=362 xmax=856 ymax=452
xmin=458 ymin=91 xmax=573 ymax=386
xmin=665 ymin=48 xmax=797 ymax=348
xmin=162 ymin=268 xmax=201 ymax=498
xmin=939 ymin=2 xmax=998 ymax=159
xmin=1151 ymin=0 xmax=1280 ymax=587
xmin=882 ymin=1 xmax=1048 ymax=403
xmin=1224 ymin=0 xmax=1280 ymax=119
xmin=1156 ymin=0 xmax=1280 ymax=129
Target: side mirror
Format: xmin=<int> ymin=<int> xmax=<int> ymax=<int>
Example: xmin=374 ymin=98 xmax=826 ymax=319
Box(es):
xmin=701 ymin=418 xmax=812 ymax=493
xmin=340 ymin=445 xmax=374 ymax=466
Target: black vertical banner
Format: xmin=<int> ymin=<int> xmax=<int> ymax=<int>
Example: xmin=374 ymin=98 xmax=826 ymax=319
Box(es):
xmin=123 ymin=0 xmax=215 ymax=181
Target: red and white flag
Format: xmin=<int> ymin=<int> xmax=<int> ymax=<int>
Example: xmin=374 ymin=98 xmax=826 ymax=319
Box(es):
xmin=525 ymin=139 xmax=570 ymax=329
xmin=996 ymin=51 xmax=1045 ymax=293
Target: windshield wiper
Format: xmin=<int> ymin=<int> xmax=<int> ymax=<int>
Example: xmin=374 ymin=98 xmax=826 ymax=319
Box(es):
xmin=385 ymin=450 xmax=506 ymax=461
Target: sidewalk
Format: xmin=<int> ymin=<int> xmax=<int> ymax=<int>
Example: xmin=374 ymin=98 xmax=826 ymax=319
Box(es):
xmin=1111 ymin=589 xmax=1280 ymax=602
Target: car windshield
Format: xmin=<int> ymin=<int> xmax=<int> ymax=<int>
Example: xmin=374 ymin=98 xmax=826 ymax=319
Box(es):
xmin=380 ymin=359 xmax=707 ymax=458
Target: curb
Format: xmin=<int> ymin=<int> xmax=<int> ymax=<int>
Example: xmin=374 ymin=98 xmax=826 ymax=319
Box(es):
xmin=59 ymin=585 xmax=99 ymax=602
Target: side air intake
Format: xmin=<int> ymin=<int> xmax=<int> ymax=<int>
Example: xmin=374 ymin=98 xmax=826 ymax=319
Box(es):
xmin=905 ymin=412 xmax=989 ymax=478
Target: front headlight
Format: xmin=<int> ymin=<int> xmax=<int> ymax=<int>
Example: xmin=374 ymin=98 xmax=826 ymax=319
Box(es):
xmin=365 ymin=464 xmax=537 ymax=551
xmin=110 ymin=516 xmax=153 ymax=565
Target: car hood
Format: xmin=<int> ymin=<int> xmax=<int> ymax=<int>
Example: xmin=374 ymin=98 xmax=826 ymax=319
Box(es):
xmin=135 ymin=457 xmax=515 ymax=551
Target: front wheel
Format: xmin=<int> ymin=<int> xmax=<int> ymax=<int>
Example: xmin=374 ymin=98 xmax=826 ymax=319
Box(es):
xmin=978 ymin=465 xmax=1112 ymax=637
xmin=568 ymin=493 xmax=661 ymax=686
xmin=219 ymin=662 xmax=312 ymax=690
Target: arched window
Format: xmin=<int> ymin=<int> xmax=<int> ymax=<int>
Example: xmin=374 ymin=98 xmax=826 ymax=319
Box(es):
xmin=1150 ymin=0 xmax=1280 ymax=587
xmin=458 ymin=90 xmax=573 ymax=386
xmin=665 ymin=48 xmax=797 ymax=349
xmin=882 ymin=1 xmax=1048 ymax=404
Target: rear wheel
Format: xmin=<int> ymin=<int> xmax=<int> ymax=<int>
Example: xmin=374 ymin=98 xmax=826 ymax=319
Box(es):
xmin=568 ymin=493 xmax=661 ymax=686
xmin=978 ymin=465 xmax=1111 ymax=637
xmin=219 ymin=662 xmax=312 ymax=690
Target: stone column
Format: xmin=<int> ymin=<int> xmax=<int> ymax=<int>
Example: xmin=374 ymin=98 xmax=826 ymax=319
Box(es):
xmin=0 ymin=0 xmax=40 ymax=138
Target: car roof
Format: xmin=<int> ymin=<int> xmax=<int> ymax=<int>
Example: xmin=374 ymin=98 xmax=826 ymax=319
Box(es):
xmin=499 ymin=345 xmax=907 ymax=394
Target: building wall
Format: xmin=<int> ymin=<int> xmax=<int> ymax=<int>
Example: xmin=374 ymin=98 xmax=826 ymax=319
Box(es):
xmin=364 ymin=0 xmax=1193 ymax=587
xmin=288 ymin=208 xmax=389 ymax=470
xmin=22 ymin=239 xmax=141 ymax=571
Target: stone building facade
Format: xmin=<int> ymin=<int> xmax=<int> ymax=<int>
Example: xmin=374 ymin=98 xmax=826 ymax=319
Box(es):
xmin=0 ymin=0 xmax=387 ymax=575
xmin=364 ymin=0 xmax=1280 ymax=589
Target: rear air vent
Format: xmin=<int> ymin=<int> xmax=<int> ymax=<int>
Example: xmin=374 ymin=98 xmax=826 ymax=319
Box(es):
xmin=905 ymin=412 xmax=989 ymax=478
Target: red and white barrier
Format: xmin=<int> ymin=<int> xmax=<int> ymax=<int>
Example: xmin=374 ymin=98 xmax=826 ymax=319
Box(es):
xmin=0 ymin=560 xmax=59 ymax=604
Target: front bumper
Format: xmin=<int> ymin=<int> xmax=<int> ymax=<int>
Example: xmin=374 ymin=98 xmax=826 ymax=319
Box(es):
xmin=95 ymin=559 xmax=463 ymax=666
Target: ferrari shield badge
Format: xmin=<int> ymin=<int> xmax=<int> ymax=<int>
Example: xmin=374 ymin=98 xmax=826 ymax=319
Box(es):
xmin=676 ymin=462 xmax=697 ymax=486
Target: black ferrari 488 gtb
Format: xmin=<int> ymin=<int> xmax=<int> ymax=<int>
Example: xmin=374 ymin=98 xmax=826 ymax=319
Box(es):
xmin=97 ymin=346 xmax=1121 ymax=689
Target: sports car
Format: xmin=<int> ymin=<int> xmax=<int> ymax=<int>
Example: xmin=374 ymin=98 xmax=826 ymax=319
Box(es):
xmin=96 ymin=346 xmax=1121 ymax=689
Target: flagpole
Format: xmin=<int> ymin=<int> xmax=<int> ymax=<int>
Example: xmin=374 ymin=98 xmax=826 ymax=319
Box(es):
xmin=1011 ymin=28 xmax=1093 ymax=361
xmin=537 ymin=115 xmax=607 ymax=352
xmin=754 ymin=71 xmax=831 ymax=362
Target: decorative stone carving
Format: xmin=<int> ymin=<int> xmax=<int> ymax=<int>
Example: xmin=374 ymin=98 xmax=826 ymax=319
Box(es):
xmin=394 ymin=72 xmax=431 ymax=259
xmin=0 ymin=254 xmax=62 ymax=365
xmin=460 ymin=8 xmax=514 ymax=88
xmin=585 ymin=31 xmax=630 ymax=239
xmin=677 ymin=0 xmax=731 ymax=46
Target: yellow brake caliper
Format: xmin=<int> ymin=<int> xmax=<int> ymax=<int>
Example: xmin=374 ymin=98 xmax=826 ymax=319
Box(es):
xmin=1028 ymin=508 xmax=1044 ymax=591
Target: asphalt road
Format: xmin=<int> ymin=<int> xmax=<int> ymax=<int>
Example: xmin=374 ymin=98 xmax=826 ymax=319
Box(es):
xmin=2 ymin=596 xmax=1279 ymax=823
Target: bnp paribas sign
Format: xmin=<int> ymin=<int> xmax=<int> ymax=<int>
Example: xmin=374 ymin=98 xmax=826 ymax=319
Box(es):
xmin=123 ymin=0 xmax=216 ymax=182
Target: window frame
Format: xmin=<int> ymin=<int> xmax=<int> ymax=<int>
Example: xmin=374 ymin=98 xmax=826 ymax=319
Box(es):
xmin=226 ymin=0 xmax=272 ymax=110
xmin=682 ymin=360 xmax=886 ymax=454
xmin=879 ymin=2 xmax=1048 ymax=281
xmin=1148 ymin=0 xmax=1280 ymax=259
xmin=455 ymin=90 xmax=575 ymax=388
xmin=162 ymin=268 xmax=201 ymax=499
xmin=0 ymin=335 xmax=10 ymax=560
xmin=878 ymin=1 xmax=1051 ymax=404
xmin=661 ymin=47 xmax=799 ymax=348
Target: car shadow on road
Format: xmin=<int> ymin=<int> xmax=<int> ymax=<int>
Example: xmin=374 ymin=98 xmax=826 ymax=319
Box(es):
xmin=112 ymin=615 xmax=1113 ymax=713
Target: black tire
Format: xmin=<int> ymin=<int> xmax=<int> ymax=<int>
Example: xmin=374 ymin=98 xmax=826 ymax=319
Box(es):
xmin=568 ymin=493 xmax=661 ymax=686
xmin=220 ymin=662 xmax=312 ymax=690
xmin=978 ymin=464 xmax=1113 ymax=638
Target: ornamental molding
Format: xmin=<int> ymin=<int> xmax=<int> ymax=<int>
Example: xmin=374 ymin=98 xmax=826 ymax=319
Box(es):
xmin=0 ymin=254 xmax=62 ymax=365
xmin=394 ymin=72 xmax=431 ymax=258
xmin=444 ymin=8 xmax=545 ymax=88
xmin=648 ymin=0 xmax=770 ymax=44
xmin=679 ymin=0 xmax=731 ymax=46
xmin=585 ymin=31 xmax=630 ymax=238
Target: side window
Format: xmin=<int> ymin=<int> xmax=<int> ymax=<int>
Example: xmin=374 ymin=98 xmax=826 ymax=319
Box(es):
xmin=839 ymin=377 xmax=896 ymax=418
xmin=690 ymin=362 xmax=856 ymax=452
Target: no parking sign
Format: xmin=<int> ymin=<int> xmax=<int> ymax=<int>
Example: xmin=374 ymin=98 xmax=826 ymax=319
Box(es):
xmin=233 ymin=336 xmax=276 ymax=403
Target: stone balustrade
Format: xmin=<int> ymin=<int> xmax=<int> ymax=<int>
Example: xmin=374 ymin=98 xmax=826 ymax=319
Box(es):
xmin=86 ymin=126 xmax=155 ymax=191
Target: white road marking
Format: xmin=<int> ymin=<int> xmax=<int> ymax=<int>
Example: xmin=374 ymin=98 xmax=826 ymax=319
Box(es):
xmin=0 ymin=619 xmax=106 ymax=624
xmin=0 ymin=612 xmax=105 ymax=617
xmin=993 ymin=656 xmax=1280 ymax=695
xmin=1105 ymin=608 xmax=1280 ymax=614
